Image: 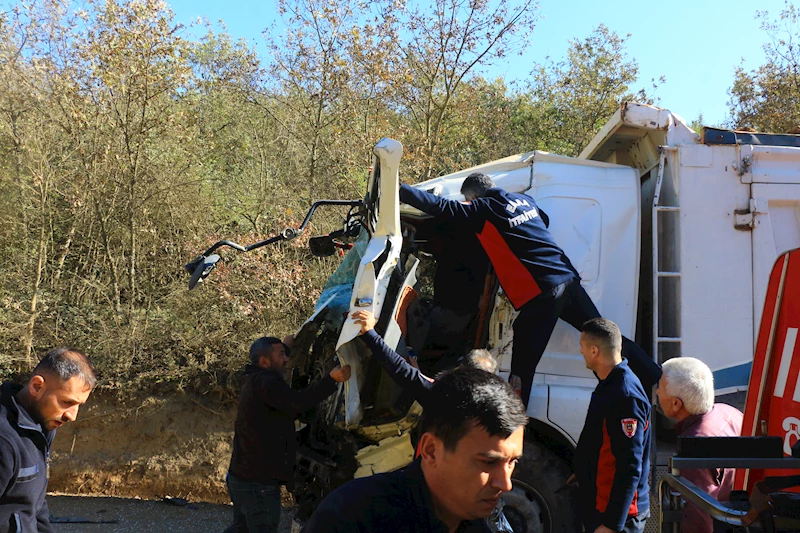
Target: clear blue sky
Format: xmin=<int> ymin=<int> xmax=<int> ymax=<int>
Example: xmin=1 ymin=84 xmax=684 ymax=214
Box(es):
xmin=167 ymin=0 xmax=788 ymax=127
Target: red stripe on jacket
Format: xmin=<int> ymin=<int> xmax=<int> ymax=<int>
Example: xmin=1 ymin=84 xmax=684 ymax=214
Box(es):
xmin=476 ymin=221 xmax=541 ymax=308
xmin=596 ymin=421 xmax=639 ymax=516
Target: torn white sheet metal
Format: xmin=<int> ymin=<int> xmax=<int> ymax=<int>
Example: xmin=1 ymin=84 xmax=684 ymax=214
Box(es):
xmin=337 ymin=138 xmax=404 ymax=426
xmin=578 ymin=102 xmax=699 ymax=162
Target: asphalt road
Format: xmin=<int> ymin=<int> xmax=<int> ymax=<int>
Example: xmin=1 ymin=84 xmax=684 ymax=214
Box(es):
xmin=48 ymin=495 xmax=295 ymax=533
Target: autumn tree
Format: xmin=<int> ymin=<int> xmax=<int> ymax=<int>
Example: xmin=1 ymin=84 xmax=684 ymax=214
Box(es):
xmin=264 ymin=0 xmax=369 ymax=201
xmin=389 ymin=0 xmax=538 ymax=180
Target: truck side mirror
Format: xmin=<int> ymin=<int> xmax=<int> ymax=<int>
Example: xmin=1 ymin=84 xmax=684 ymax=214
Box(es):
xmin=309 ymin=235 xmax=337 ymax=257
xmin=188 ymin=254 xmax=221 ymax=289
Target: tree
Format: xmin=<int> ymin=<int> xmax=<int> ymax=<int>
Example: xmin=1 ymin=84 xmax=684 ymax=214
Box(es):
xmin=523 ymin=24 xmax=661 ymax=156
xmin=728 ymin=2 xmax=800 ymax=132
xmin=264 ymin=0 xmax=366 ymax=199
xmin=390 ymin=0 xmax=538 ymax=180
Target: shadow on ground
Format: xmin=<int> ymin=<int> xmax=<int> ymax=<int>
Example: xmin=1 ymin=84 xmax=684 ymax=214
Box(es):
xmin=48 ymin=495 xmax=295 ymax=533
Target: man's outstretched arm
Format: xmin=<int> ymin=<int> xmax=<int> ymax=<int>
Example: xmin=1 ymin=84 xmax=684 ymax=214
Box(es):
xmin=351 ymin=310 xmax=434 ymax=408
xmin=399 ymin=184 xmax=487 ymax=231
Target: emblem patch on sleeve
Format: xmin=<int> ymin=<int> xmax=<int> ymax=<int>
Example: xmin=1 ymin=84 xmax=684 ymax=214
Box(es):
xmin=621 ymin=418 xmax=638 ymax=438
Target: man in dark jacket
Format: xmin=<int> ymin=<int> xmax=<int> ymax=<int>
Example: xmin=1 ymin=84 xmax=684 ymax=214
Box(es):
xmin=399 ymin=173 xmax=661 ymax=406
xmin=0 ymin=348 xmax=95 ymax=533
xmin=224 ymin=336 xmax=350 ymax=533
xmin=572 ymin=319 xmax=651 ymax=533
xmin=303 ymin=368 xmax=527 ymax=533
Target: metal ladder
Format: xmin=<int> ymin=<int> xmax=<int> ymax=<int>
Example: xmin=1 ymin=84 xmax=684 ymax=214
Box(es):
xmin=652 ymin=146 xmax=682 ymax=364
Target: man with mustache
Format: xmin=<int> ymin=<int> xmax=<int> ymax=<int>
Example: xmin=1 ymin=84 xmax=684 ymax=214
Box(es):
xmin=0 ymin=348 xmax=96 ymax=533
xmin=224 ymin=336 xmax=351 ymax=533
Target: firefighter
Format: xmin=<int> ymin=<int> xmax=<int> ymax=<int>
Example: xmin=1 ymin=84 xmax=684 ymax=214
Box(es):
xmin=571 ymin=318 xmax=651 ymax=533
xmin=399 ymin=172 xmax=662 ymax=407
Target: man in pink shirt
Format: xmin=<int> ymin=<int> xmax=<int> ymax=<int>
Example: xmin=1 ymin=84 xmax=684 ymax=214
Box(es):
xmin=656 ymin=357 xmax=744 ymax=533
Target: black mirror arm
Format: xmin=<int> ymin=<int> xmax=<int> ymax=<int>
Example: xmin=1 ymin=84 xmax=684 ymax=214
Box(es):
xmin=186 ymin=199 xmax=364 ymax=274
xmin=205 ymin=200 xmax=362 ymax=255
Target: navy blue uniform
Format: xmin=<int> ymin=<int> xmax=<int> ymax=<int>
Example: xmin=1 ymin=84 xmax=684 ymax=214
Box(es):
xmin=0 ymin=382 xmax=54 ymax=533
xmin=573 ymin=360 xmax=651 ymax=532
xmin=400 ymin=185 xmax=577 ymax=309
xmin=361 ymin=330 xmax=434 ymax=408
xmin=304 ymin=458 xmax=490 ymax=533
xmin=399 ymin=184 xmax=662 ymax=406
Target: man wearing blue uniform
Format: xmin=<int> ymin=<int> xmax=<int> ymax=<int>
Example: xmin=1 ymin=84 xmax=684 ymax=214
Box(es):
xmin=572 ymin=318 xmax=651 ymax=533
xmin=399 ymin=172 xmax=661 ymax=406
xmin=0 ymin=348 xmax=95 ymax=533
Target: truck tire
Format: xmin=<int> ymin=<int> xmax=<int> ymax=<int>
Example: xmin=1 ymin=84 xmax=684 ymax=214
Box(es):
xmin=504 ymin=438 xmax=573 ymax=533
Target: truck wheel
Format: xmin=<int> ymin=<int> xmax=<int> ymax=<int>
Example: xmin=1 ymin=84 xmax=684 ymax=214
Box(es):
xmin=504 ymin=439 xmax=573 ymax=533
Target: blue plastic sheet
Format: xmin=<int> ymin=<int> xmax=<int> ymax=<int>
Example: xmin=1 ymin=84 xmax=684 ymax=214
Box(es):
xmin=313 ymin=229 xmax=369 ymax=330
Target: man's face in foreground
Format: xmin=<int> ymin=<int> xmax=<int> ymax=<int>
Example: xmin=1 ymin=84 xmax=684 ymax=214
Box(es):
xmin=426 ymin=423 xmax=524 ymax=522
xmin=30 ymin=375 xmax=92 ymax=431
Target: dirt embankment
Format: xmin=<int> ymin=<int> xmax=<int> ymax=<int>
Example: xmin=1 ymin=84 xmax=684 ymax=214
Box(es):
xmin=49 ymin=391 xmax=237 ymax=504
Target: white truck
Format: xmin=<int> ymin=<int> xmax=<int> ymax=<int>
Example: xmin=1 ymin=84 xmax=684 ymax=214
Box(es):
xmin=187 ymin=102 xmax=800 ymax=532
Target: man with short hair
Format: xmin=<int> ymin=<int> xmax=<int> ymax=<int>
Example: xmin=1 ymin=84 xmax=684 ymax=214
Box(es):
xmin=573 ymin=318 xmax=651 ymax=533
xmin=0 ymin=348 xmax=96 ymax=533
xmin=303 ymin=367 xmax=528 ymax=533
xmin=224 ymin=336 xmax=351 ymax=533
xmin=399 ymin=173 xmax=661 ymax=407
xmin=657 ymin=357 xmax=743 ymax=533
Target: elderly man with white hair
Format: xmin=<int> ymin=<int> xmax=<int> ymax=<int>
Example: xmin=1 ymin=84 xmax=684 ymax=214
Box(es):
xmin=656 ymin=357 xmax=744 ymax=533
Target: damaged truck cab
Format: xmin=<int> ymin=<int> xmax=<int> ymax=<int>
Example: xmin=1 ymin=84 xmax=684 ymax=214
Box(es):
xmin=188 ymin=103 xmax=800 ymax=533
xmin=284 ymin=134 xmax=644 ymax=532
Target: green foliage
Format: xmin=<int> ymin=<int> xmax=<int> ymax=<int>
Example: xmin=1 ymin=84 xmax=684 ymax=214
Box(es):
xmin=0 ymin=0 xmax=657 ymax=395
xmin=728 ymin=2 xmax=800 ymax=131
xmin=524 ymin=24 xmax=661 ymax=156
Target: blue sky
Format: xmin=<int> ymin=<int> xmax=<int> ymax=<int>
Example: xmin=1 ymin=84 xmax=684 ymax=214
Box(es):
xmin=166 ymin=0 xmax=789 ymax=127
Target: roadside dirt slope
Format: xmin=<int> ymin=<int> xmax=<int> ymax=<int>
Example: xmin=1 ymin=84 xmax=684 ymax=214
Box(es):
xmin=49 ymin=391 xmax=236 ymax=504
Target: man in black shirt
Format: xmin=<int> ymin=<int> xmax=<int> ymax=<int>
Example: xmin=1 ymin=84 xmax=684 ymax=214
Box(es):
xmin=224 ymin=337 xmax=350 ymax=533
xmin=303 ymin=368 xmax=527 ymax=533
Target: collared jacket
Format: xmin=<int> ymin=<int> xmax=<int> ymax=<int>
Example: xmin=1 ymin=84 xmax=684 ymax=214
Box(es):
xmin=303 ymin=458 xmax=490 ymax=533
xmin=399 ymin=185 xmax=578 ymax=310
xmin=228 ymin=365 xmax=338 ymax=484
xmin=0 ymin=382 xmax=54 ymax=533
xmin=675 ymin=403 xmax=743 ymax=533
xmin=573 ymin=360 xmax=651 ymax=531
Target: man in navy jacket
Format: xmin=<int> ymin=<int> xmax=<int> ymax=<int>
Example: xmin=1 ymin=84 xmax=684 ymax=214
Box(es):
xmin=399 ymin=172 xmax=661 ymax=406
xmin=572 ymin=319 xmax=651 ymax=533
xmin=350 ymin=309 xmax=498 ymax=409
xmin=303 ymin=368 xmax=527 ymax=533
xmin=0 ymin=348 xmax=95 ymax=533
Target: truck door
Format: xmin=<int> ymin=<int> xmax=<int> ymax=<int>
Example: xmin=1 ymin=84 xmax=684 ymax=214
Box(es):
xmin=336 ymin=138 xmax=407 ymax=426
xmin=736 ymin=247 xmax=800 ymax=492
